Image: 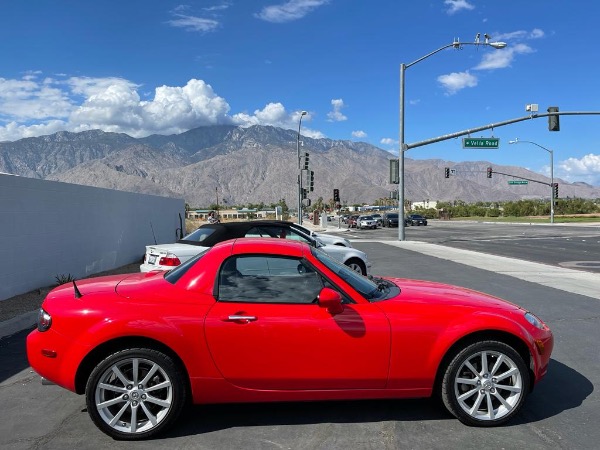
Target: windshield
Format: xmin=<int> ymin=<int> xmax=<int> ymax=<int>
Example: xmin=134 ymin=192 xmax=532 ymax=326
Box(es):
xmin=386 ymin=213 xmax=398 ymax=219
xmin=179 ymin=227 xmax=216 ymax=243
xmin=311 ymin=246 xmax=393 ymax=301
xmin=290 ymin=223 xmax=315 ymax=237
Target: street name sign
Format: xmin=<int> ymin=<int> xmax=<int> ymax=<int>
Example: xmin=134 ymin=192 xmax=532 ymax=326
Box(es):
xmin=508 ymin=180 xmax=528 ymax=185
xmin=463 ymin=138 xmax=500 ymax=149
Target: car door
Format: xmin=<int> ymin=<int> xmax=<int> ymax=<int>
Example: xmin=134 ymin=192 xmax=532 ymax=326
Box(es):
xmin=204 ymin=254 xmax=390 ymax=391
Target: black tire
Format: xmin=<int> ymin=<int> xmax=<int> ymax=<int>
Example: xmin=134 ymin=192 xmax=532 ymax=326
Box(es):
xmin=344 ymin=258 xmax=367 ymax=275
xmin=85 ymin=348 xmax=187 ymax=440
xmin=440 ymin=340 xmax=529 ymax=427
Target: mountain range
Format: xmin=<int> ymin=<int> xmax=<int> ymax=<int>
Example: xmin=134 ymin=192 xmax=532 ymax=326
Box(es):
xmin=1 ymin=125 xmax=599 ymax=208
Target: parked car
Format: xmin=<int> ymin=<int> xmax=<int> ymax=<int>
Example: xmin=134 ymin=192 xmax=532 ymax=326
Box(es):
xmin=382 ymin=212 xmax=399 ymax=227
xmin=405 ymin=214 xmax=428 ymax=226
xmin=27 ymin=238 xmax=553 ymax=439
xmin=140 ymin=220 xmax=369 ymax=275
xmin=371 ymin=213 xmax=383 ymax=226
xmin=357 ymin=215 xmax=378 ymax=229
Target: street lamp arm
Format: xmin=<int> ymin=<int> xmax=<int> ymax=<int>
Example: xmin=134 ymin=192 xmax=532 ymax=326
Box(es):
xmin=405 ymin=41 xmax=507 ymax=69
xmin=405 ymin=43 xmax=457 ymax=69
xmin=509 ymin=139 xmax=552 ymax=154
xmin=508 ymin=138 xmax=555 ymax=224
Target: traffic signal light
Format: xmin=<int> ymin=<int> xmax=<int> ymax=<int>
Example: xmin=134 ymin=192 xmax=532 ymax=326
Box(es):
xmin=444 ymin=167 xmax=450 ymax=178
xmin=553 ymin=183 xmax=559 ymax=198
xmin=303 ymin=152 xmax=310 ymax=170
xmin=389 ymin=159 xmax=399 ymax=184
xmin=487 ymin=167 xmax=492 ymax=178
xmin=333 ymin=188 xmax=340 ymax=202
xmin=302 ymin=188 xmax=308 ymax=199
xmin=308 ymin=170 xmax=315 ymax=192
xmin=548 ymin=106 xmax=560 ymax=131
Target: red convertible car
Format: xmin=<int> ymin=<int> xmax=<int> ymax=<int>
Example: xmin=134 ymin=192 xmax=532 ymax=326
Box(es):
xmin=27 ymin=239 xmax=553 ymax=440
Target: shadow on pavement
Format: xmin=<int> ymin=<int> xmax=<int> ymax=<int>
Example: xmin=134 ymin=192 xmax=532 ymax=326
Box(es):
xmin=167 ymin=358 xmax=590 ymax=438
xmin=0 ymin=328 xmax=33 ymax=383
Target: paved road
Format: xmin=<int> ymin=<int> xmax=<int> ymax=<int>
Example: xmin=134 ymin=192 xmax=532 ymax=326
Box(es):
xmin=1 ymin=223 xmax=599 ymax=449
xmin=334 ymin=220 xmax=600 ymax=273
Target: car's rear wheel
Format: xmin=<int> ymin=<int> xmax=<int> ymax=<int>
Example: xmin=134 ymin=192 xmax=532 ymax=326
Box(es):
xmin=85 ymin=348 xmax=187 ymax=440
xmin=345 ymin=258 xmax=367 ymax=275
xmin=440 ymin=340 xmax=529 ymax=426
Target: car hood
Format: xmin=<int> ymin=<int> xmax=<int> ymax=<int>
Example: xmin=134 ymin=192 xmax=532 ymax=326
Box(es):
xmin=387 ymin=277 xmax=522 ymax=311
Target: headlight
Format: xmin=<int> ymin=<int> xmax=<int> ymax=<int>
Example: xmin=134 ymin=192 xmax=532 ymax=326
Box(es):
xmin=524 ymin=312 xmax=545 ymax=330
xmin=37 ymin=308 xmax=52 ymax=332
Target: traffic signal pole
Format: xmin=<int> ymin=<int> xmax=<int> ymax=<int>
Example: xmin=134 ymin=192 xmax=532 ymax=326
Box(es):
xmin=404 ymin=111 xmax=600 ymax=151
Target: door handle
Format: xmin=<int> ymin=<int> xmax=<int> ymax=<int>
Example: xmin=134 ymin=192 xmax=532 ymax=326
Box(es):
xmin=226 ymin=315 xmax=257 ymax=323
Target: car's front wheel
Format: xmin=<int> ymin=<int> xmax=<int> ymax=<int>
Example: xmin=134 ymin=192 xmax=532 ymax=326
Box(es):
xmin=345 ymin=258 xmax=367 ymax=275
xmin=440 ymin=340 xmax=529 ymax=426
xmin=85 ymin=348 xmax=187 ymax=440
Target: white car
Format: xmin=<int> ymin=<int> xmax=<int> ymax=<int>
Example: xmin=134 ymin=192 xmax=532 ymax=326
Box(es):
xmin=140 ymin=221 xmax=371 ymax=275
xmin=357 ymin=215 xmax=378 ymax=229
xmin=290 ymin=223 xmax=353 ymax=247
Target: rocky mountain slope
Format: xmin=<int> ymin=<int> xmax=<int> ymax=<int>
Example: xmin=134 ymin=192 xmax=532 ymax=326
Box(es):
xmin=1 ymin=125 xmax=598 ymax=207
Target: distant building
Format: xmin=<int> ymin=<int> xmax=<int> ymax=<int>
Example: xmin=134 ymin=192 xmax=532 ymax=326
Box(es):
xmin=411 ymin=200 xmax=437 ymax=210
xmin=186 ymin=208 xmax=272 ymax=220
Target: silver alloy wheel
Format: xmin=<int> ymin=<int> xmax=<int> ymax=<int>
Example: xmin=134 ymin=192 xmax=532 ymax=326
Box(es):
xmin=94 ymin=357 xmax=173 ymax=434
xmin=345 ymin=260 xmax=365 ymax=275
xmin=454 ymin=349 xmax=523 ymax=421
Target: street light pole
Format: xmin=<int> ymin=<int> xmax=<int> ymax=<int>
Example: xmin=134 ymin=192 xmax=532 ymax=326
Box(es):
xmin=398 ymin=36 xmax=507 ymax=240
xmin=297 ymin=110 xmax=307 ymax=225
xmin=509 ymin=138 xmax=555 ymax=224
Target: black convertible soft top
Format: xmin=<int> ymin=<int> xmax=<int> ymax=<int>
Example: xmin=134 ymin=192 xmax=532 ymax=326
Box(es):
xmin=177 ymin=220 xmax=314 ymax=247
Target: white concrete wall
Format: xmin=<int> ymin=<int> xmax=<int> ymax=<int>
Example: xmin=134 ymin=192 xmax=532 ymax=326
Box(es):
xmin=0 ymin=174 xmax=185 ymax=301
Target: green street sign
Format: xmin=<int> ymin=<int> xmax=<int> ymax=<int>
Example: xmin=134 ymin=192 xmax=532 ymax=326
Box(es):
xmin=463 ymin=138 xmax=500 ymax=149
xmin=508 ymin=180 xmax=528 ymax=185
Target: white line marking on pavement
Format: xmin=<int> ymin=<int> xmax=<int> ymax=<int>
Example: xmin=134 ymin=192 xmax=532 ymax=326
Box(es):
xmin=374 ymin=240 xmax=600 ymax=300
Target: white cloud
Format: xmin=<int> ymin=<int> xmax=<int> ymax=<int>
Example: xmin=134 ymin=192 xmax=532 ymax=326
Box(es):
xmin=380 ymin=138 xmax=397 ymax=146
xmin=437 ymin=71 xmax=478 ymax=95
xmin=0 ymin=77 xmax=73 ymax=119
xmin=444 ymin=0 xmax=474 ymax=15
xmin=327 ymin=98 xmax=347 ymax=122
xmin=167 ymin=5 xmax=225 ymax=33
xmin=0 ymin=73 xmax=328 ymax=142
xmin=352 ymin=130 xmax=367 ymax=138
xmin=494 ymin=29 xmax=545 ymax=41
xmin=232 ymin=104 xmax=324 ymax=138
xmin=556 ymin=154 xmax=600 ymax=185
xmin=167 ymin=14 xmax=220 ymax=32
xmin=473 ymin=43 xmax=534 ymax=70
xmin=255 ymin=0 xmax=330 ymax=23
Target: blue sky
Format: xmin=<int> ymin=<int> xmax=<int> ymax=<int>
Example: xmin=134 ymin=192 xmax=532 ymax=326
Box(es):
xmin=1 ymin=0 xmax=599 ymax=185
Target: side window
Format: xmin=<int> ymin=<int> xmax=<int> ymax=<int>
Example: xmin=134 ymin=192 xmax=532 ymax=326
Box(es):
xmin=244 ymin=226 xmax=312 ymax=244
xmin=218 ymin=255 xmax=323 ymax=304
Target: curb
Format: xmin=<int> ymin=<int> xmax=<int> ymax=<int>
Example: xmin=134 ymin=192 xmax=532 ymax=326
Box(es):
xmin=0 ymin=311 xmax=37 ymax=339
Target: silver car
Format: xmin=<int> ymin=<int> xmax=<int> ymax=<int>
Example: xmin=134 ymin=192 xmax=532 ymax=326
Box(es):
xmin=357 ymin=215 xmax=378 ymax=229
xmin=141 ymin=221 xmax=371 ymax=275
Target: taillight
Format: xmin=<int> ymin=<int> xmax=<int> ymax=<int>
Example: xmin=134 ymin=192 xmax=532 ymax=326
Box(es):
xmin=37 ymin=308 xmax=52 ymax=332
xmin=159 ymin=253 xmax=181 ymax=267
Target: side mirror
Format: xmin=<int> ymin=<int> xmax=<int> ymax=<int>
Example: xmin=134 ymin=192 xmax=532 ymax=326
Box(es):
xmin=318 ymin=287 xmax=344 ymax=315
